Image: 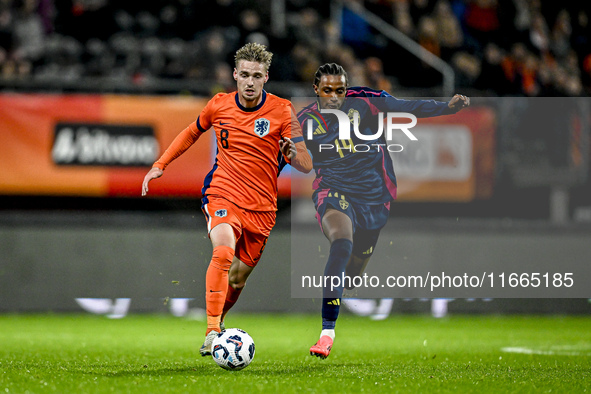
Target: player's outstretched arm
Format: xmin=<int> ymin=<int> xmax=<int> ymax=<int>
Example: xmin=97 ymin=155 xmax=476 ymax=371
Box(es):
xmin=448 ymin=94 xmax=470 ymax=111
xmin=140 ymin=121 xmax=204 ymax=196
xmin=141 ymin=167 xmax=163 ymax=196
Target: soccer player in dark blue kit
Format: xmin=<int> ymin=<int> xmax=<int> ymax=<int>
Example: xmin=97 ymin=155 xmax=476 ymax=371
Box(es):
xmin=298 ymin=63 xmax=470 ymax=359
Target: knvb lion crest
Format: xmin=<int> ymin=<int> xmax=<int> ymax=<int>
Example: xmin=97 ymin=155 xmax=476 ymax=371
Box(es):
xmin=254 ymin=118 xmax=270 ymax=137
xmin=215 ymin=209 xmax=227 ymax=218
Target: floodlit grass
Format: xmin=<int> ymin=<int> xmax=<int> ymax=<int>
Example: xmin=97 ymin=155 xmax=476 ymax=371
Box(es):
xmin=1 ymin=313 xmax=590 ymax=393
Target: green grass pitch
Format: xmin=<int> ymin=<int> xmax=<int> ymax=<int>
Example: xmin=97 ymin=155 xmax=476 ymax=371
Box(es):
xmin=1 ymin=313 xmax=590 ymax=393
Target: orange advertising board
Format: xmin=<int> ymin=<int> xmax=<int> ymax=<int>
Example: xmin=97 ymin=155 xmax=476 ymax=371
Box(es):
xmin=0 ymin=94 xmax=495 ymax=202
xmin=394 ymin=107 xmax=496 ymax=201
xmin=0 ymin=94 xmax=214 ymax=198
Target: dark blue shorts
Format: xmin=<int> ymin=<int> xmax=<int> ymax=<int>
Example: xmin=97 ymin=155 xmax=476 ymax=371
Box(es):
xmin=313 ymin=188 xmax=391 ymax=257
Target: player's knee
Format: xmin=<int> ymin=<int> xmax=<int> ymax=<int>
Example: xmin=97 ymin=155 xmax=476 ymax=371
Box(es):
xmin=211 ymin=245 xmax=234 ymax=271
xmin=322 ymin=211 xmax=353 ymax=242
xmin=326 ymin=228 xmax=353 ymax=243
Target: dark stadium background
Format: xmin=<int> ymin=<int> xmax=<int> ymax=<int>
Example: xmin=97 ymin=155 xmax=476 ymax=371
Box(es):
xmin=1 ymin=0 xmax=590 ymax=316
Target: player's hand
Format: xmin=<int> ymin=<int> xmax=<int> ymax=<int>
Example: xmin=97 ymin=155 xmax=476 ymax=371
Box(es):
xmin=448 ymin=94 xmax=470 ymax=111
xmin=141 ymin=167 xmax=163 ymax=196
xmin=279 ymin=137 xmax=296 ymax=160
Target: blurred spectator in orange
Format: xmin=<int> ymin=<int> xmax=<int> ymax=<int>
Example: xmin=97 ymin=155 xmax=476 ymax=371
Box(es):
xmin=417 ymin=16 xmax=439 ymax=57
xmin=520 ymin=52 xmax=539 ymax=96
xmin=501 ymin=42 xmax=526 ymax=94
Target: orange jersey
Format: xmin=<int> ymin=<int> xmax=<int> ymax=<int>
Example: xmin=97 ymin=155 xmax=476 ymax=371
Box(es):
xmin=155 ymin=90 xmax=311 ymax=211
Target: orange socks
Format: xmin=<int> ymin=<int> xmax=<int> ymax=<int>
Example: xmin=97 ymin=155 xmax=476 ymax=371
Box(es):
xmin=221 ymin=285 xmax=243 ymax=322
xmin=205 ymin=245 xmax=234 ymax=334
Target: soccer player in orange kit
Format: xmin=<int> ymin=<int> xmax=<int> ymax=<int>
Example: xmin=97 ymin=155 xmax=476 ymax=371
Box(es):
xmin=141 ymin=43 xmax=312 ymax=356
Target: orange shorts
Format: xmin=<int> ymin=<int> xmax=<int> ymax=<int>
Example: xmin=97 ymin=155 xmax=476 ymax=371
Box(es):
xmin=202 ymin=195 xmax=276 ymax=267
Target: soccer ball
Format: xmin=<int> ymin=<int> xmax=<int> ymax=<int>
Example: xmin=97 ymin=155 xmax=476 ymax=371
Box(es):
xmin=211 ymin=328 xmax=255 ymax=371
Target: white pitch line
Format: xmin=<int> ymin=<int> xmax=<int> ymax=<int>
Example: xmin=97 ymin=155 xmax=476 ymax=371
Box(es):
xmin=501 ymin=347 xmax=591 ymax=356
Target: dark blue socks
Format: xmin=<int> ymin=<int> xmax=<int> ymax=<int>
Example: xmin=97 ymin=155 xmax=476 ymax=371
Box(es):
xmin=322 ymin=238 xmax=353 ymax=330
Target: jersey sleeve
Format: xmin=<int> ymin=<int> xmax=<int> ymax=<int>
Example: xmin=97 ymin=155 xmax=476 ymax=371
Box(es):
xmin=382 ymin=96 xmax=455 ymax=117
xmin=346 ymin=86 xmax=392 ymax=98
xmin=153 ymin=121 xmax=203 ymax=170
xmin=347 ymin=86 xmax=454 ymax=118
xmin=196 ymin=94 xmax=221 ymax=132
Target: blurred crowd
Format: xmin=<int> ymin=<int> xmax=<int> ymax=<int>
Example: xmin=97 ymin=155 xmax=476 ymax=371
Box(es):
xmin=362 ymin=0 xmax=590 ymax=96
xmin=0 ymin=0 xmax=589 ymax=96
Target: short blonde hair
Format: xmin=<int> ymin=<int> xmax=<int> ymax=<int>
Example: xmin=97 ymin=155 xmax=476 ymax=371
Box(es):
xmin=234 ymin=42 xmax=273 ymax=71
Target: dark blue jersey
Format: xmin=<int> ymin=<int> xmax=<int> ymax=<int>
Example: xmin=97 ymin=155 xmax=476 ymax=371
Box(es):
xmin=297 ymin=86 xmax=457 ymax=204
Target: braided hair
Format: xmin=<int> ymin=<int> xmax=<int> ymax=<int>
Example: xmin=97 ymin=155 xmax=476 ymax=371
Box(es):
xmin=313 ymin=63 xmax=348 ymax=87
